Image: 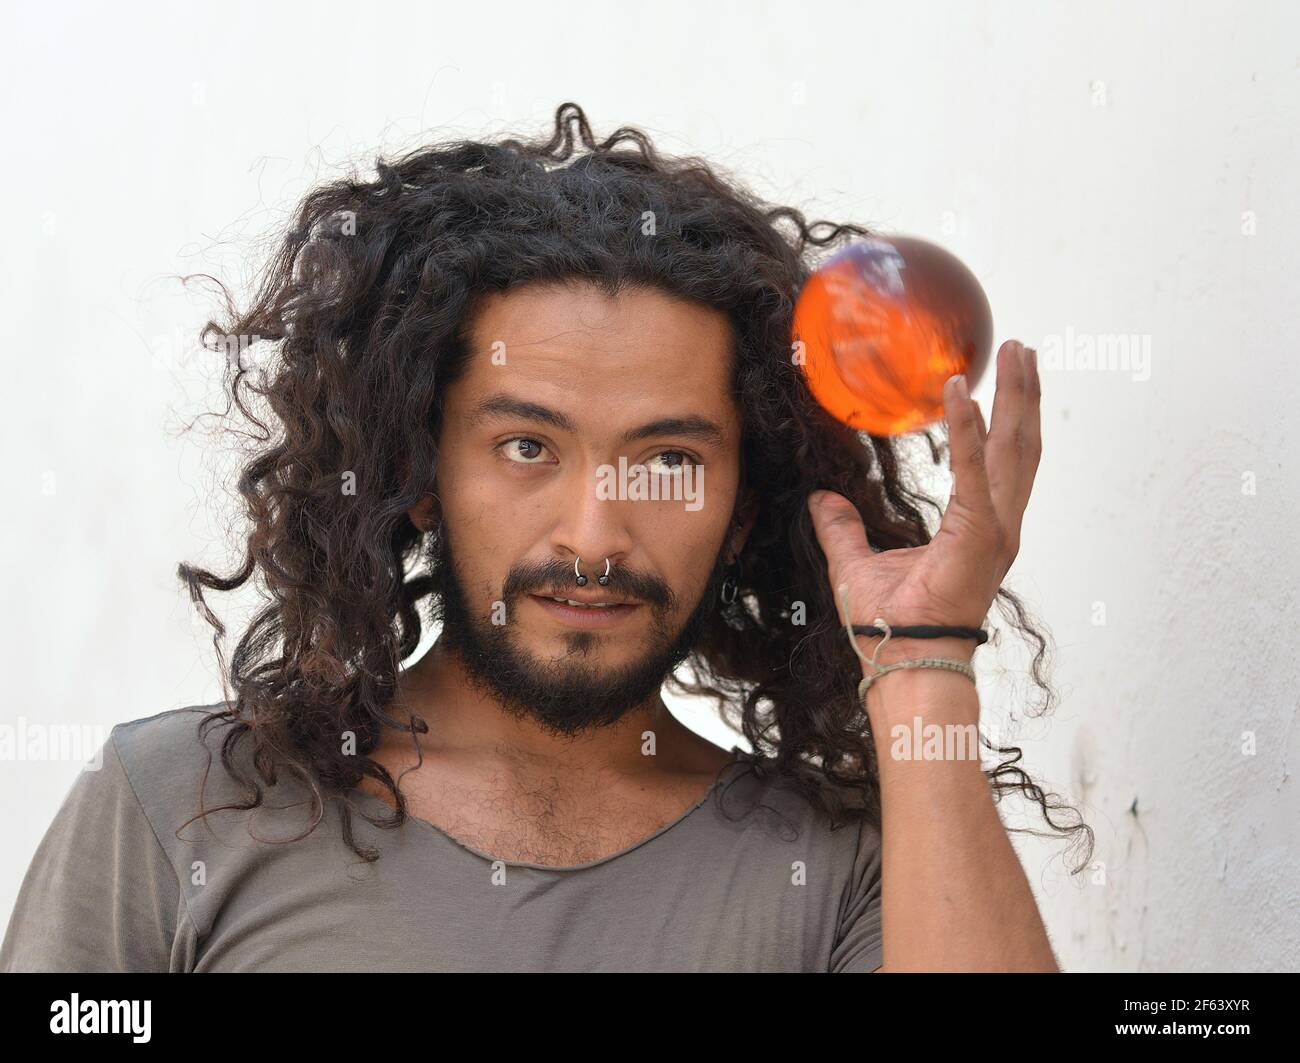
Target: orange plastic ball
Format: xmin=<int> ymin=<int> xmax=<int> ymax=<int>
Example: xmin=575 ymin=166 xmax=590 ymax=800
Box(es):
xmin=793 ymin=236 xmax=993 ymax=435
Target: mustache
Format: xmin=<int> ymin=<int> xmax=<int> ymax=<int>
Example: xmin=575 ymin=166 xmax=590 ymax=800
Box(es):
xmin=502 ymin=558 xmax=677 ymax=609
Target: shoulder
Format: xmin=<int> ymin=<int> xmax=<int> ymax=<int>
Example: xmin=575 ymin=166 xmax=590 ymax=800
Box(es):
xmin=109 ymin=702 xmax=226 ymax=758
xmin=109 ymin=701 xmax=237 ymax=754
xmin=109 ymin=702 xmax=241 ymax=791
xmin=687 ymin=753 xmax=882 ymax=969
xmin=722 ymin=753 xmax=874 ymax=814
xmin=106 ymin=702 xmax=267 ymax=840
xmin=709 ymin=753 xmax=879 ymax=856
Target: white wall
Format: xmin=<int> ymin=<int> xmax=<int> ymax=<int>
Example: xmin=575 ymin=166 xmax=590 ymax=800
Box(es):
xmin=2 ymin=0 xmax=1296 ymax=971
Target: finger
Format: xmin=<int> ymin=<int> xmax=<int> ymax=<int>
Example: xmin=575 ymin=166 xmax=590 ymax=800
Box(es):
xmin=1007 ymin=341 xmax=1042 ymax=518
xmin=943 ymin=373 xmax=996 ymax=519
xmin=807 ymin=490 xmax=873 ymax=577
xmin=1007 ymin=345 xmax=1043 ymax=537
xmin=1024 ymin=344 xmax=1042 ymax=480
xmin=984 ymin=339 xmax=1034 ymax=524
xmin=950 ymin=398 xmax=988 ymax=501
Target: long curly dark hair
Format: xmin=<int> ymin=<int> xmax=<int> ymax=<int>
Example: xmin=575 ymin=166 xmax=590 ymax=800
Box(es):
xmin=178 ymin=101 xmax=1093 ymax=871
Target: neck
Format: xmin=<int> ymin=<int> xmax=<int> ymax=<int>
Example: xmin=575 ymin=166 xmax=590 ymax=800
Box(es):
xmin=391 ymin=637 xmax=682 ymax=780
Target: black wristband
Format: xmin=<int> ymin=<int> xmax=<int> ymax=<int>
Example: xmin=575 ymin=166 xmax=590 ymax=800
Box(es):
xmin=851 ymin=624 xmax=989 ymax=645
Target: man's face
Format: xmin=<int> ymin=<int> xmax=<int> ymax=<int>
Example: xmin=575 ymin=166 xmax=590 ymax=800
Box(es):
xmin=420 ymin=280 xmax=750 ymax=737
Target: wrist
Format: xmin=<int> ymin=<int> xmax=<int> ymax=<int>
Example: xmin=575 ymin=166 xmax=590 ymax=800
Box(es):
xmin=857 ymin=635 xmax=977 ymax=671
xmin=858 ymin=638 xmax=982 ymax=728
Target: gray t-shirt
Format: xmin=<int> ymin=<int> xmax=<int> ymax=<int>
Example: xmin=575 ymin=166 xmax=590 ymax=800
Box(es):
xmin=1 ymin=705 xmax=882 ymax=972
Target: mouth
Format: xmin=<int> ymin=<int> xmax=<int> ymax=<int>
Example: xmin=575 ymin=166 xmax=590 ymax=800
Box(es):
xmin=528 ymin=593 xmax=641 ymax=628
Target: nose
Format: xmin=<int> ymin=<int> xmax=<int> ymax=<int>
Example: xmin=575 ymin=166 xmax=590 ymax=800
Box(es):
xmin=550 ymin=462 xmax=634 ymax=584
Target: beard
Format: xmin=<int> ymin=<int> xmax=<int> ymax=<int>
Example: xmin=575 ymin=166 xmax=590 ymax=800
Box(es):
xmin=424 ymin=523 xmax=729 ymax=738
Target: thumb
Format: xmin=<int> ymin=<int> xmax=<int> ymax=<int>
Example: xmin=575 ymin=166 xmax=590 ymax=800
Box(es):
xmin=808 ymin=490 xmax=873 ymax=568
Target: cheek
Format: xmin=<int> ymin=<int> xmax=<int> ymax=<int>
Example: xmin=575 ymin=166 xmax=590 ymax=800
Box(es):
xmin=648 ymin=520 xmax=729 ymax=598
xmin=438 ymin=451 xmax=510 ymax=530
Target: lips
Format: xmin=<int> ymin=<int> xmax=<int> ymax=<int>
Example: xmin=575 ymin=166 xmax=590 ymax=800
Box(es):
xmin=528 ymin=594 xmax=641 ymax=628
xmin=532 ymin=591 xmax=636 ymax=608
xmin=531 ymin=593 xmax=633 ymax=609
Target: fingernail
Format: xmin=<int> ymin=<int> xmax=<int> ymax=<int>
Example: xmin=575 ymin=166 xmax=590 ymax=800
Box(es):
xmin=953 ymin=374 xmax=969 ymax=399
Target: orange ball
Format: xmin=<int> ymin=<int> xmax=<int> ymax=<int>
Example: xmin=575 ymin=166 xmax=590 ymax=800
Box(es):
xmin=793 ymin=236 xmax=993 ymax=435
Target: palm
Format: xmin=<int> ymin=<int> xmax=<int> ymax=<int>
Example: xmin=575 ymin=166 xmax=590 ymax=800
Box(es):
xmin=836 ymin=534 xmax=987 ymax=632
xmin=810 ymin=340 xmax=1042 ymax=634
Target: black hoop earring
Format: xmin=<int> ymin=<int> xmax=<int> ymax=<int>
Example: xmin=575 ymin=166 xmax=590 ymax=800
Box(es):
xmin=720 ymin=556 xmax=741 ymax=605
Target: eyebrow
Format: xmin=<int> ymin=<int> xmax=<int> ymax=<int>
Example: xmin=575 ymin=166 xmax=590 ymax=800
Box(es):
xmin=466 ymin=394 xmax=728 ymax=448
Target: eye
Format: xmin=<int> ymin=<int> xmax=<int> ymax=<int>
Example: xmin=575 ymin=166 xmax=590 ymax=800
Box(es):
xmin=647 ymin=450 xmax=696 ymax=473
xmin=498 ymin=437 xmax=553 ymax=464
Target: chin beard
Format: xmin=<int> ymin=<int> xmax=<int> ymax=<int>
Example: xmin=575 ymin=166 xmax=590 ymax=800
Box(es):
xmin=424 ymin=524 xmax=727 ymax=738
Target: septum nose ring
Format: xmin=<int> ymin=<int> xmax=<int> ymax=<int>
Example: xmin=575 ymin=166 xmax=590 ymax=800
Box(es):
xmin=574 ymin=556 xmax=611 ymax=587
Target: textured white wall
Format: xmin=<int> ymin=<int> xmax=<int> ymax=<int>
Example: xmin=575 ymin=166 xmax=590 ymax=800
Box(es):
xmin=2 ymin=0 xmax=1296 ymax=970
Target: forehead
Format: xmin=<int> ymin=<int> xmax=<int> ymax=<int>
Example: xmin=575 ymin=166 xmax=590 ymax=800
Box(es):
xmin=450 ymin=281 xmax=739 ymax=436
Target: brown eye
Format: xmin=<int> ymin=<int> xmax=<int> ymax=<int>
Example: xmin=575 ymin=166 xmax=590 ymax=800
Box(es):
xmin=500 ymin=437 xmax=550 ymax=463
xmin=648 ymin=450 xmax=693 ymax=473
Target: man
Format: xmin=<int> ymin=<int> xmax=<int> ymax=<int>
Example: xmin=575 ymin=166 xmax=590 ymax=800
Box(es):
xmin=1 ymin=103 xmax=1081 ymax=972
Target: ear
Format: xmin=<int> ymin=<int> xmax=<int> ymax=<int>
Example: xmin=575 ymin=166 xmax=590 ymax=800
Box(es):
xmin=407 ymin=492 xmax=441 ymax=533
xmin=727 ymin=488 xmax=759 ymax=563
